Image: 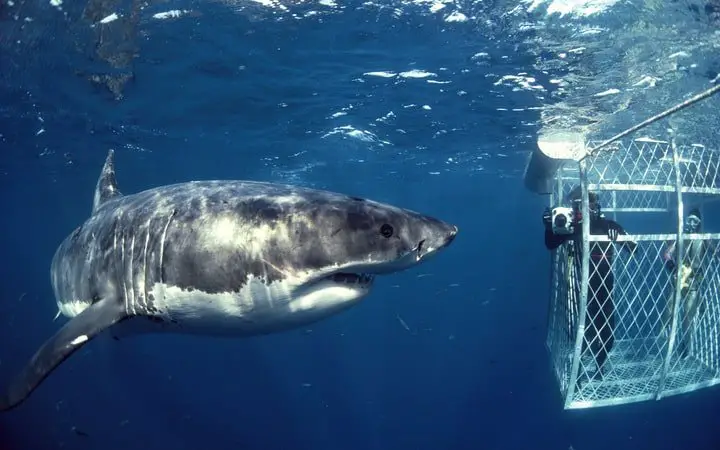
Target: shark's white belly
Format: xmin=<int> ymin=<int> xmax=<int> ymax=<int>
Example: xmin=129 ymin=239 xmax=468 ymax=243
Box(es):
xmin=148 ymin=277 xmax=370 ymax=335
xmin=56 ymin=276 xmax=371 ymax=337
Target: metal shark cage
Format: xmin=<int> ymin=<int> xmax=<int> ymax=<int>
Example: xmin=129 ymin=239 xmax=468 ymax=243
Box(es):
xmin=528 ymin=135 xmax=720 ymax=409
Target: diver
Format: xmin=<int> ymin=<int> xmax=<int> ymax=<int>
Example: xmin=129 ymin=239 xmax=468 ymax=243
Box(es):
xmin=543 ymin=188 xmax=637 ymax=382
xmin=662 ymin=208 xmax=714 ymax=358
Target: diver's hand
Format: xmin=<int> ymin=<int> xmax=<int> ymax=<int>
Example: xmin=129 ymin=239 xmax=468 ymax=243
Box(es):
xmin=607 ymin=225 xmax=620 ymax=241
xmin=543 ymin=208 xmax=552 ymax=230
xmin=663 ymin=247 xmax=676 ymax=271
xmin=664 ymin=259 xmax=676 ymax=272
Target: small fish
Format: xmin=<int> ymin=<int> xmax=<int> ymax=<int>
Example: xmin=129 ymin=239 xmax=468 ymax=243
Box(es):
xmin=71 ymin=426 xmax=89 ymax=437
xmin=395 ymin=314 xmax=410 ymax=332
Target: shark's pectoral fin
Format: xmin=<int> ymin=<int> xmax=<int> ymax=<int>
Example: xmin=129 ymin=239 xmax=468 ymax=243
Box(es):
xmin=0 ymin=297 xmax=127 ymax=412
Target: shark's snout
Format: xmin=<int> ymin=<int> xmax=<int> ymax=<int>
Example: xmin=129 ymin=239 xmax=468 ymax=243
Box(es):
xmin=446 ymin=225 xmax=458 ymax=245
xmin=417 ymin=223 xmax=458 ymax=260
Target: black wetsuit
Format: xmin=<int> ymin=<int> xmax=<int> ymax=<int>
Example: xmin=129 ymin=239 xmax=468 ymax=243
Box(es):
xmin=545 ymin=216 xmax=636 ymax=375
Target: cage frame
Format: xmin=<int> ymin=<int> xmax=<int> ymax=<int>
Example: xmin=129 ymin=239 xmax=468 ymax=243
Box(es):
xmin=545 ymin=135 xmax=720 ymax=409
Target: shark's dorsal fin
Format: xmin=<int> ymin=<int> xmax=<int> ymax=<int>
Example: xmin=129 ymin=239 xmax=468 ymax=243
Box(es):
xmin=92 ymin=149 xmax=123 ymax=214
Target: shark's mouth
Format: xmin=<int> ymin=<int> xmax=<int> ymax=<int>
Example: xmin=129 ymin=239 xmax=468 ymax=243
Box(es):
xmin=327 ymin=273 xmax=375 ymax=286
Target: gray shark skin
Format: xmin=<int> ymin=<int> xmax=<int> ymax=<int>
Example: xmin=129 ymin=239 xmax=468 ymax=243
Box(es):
xmin=0 ymin=149 xmax=458 ymax=412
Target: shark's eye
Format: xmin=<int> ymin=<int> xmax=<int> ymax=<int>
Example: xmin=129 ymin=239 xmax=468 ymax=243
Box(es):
xmin=380 ymin=224 xmax=394 ymax=238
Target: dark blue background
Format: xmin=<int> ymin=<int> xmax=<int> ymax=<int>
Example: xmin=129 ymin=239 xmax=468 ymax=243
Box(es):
xmin=1 ymin=1 xmax=719 ymax=449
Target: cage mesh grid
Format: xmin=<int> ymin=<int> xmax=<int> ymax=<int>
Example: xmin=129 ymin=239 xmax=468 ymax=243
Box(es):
xmin=584 ymin=139 xmax=720 ymax=194
xmin=546 ymin=239 xmax=581 ymax=397
xmin=558 ymin=166 xmax=671 ymax=212
xmin=546 ymin=137 xmax=720 ymax=409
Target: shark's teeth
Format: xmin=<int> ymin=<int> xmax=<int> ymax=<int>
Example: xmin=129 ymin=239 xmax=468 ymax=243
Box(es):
xmin=328 ymin=273 xmax=374 ymax=285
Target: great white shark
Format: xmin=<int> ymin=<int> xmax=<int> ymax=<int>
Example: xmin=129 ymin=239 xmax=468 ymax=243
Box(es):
xmin=0 ymin=149 xmax=458 ymax=411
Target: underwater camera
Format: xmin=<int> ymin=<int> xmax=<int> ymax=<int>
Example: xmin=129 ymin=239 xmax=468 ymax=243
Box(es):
xmin=552 ymin=206 xmax=576 ymax=235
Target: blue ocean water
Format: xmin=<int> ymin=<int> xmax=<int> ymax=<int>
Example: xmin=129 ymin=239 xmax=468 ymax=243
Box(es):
xmin=1 ymin=0 xmax=720 ymax=449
